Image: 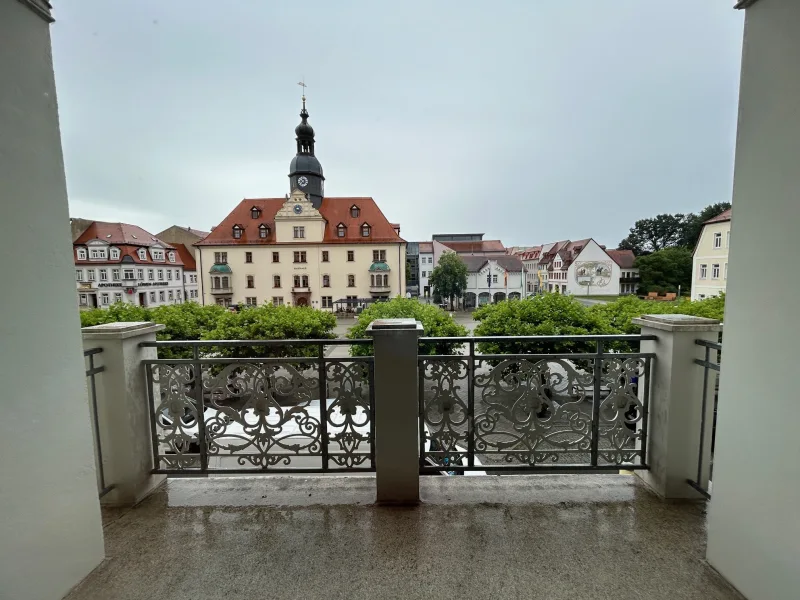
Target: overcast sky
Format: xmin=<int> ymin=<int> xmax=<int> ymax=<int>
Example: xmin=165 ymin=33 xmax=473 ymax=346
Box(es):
xmin=51 ymin=1 xmax=744 ymax=247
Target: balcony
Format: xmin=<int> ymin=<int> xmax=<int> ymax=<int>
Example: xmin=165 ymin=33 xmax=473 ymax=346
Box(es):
xmin=369 ymin=284 xmax=391 ymax=294
xmin=292 ymin=285 xmax=311 ymax=293
xmin=620 ymin=276 xmax=641 ymax=284
xmin=210 ymin=286 xmax=233 ymax=295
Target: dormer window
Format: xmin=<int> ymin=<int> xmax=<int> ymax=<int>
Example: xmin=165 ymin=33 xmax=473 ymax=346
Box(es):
xmin=151 ymin=249 xmax=164 ymax=261
xmin=138 ymin=248 xmax=147 ymax=260
xmin=337 ymin=224 xmax=346 ymax=238
xmin=258 ymin=224 xmax=269 ymax=239
xmin=76 ymin=248 xmax=87 ymax=260
xmin=350 ymin=205 xmax=360 ymax=218
xmin=251 ymin=207 xmax=261 ymax=219
xmin=168 ymin=252 xmax=176 ymax=263
xmin=361 ymin=223 xmax=371 ymax=238
xmin=110 ymin=247 xmax=120 ymax=260
xmin=232 ymin=225 xmax=243 ymax=239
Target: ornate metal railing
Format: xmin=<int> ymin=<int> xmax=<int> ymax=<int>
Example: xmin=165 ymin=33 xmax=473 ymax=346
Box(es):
xmin=687 ymin=335 xmax=722 ymax=499
xmin=418 ymin=335 xmax=654 ymax=473
xmin=140 ymin=339 xmax=374 ymax=474
xmin=84 ymin=347 xmax=114 ymax=497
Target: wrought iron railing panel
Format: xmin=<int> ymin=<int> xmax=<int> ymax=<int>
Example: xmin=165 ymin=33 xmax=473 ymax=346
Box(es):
xmin=419 ymin=335 xmax=653 ymax=473
xmin=144 ymin=341 xmax=374 ymax=475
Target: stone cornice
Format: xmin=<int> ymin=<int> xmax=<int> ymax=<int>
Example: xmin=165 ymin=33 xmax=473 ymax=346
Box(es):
xmin=734 ymin=0 xmax=760 ymax=9
xmin=16 ymin=0 xmax=54 ymax=23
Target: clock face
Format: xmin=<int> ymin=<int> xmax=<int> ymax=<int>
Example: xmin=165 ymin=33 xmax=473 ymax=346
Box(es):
xmin=293 ymin=204 xmax=303 ymax=215
xmin=297 ymin=176 xmax=309 ymax=188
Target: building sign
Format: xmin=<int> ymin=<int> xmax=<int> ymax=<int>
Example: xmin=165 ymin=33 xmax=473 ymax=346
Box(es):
xmin=137 ymin=282 xmax=169 ymax=287
xmin=574 ymin=261 xmax=612 ymax=288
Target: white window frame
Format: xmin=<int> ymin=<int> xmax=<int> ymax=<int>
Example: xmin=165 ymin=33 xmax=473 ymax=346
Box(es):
xmin=700 ymin=264 xmax=708 ymax=279
xmin=123 ymin=268 xmax=135 ymax=280
xmin=712 ymin=264 xmax=720 ymax=279
xmin=87 ymin=269 xmax=96 ymax=281
xmin=99 ymin=269 xmax=108 ymax=281
xmin=158 ymin=269 xmax=164 ymax=281
xmin=112 ymin=268 xmax=120 ymax=281
xmin=76 ymin=269 xmax=83 ymax=281
xmin=159 ymin=291 xmax=165 ymax=302
xmin=110 ymin=248 xmax=120 ymax=260
xmin=114 ymin=292 xmax=122 ymax=303
xmin=293 ymin=226 xmax=305 ymax=239
xmin=149 ymin=291 xmax=156 ymax=303
xmin=77 ymin=248 xmax=87 ymax=260
xmin=79 ymin=293 xmax=87 ymax=305
xmin=168 ymin=252 xmax=176 ymax=263
xmin=138 ymin=248 xmax=147 ymax=260
xmin=714 ymin=232 xmax=722 ymax=248
xmin=101 ymin=293 xmax=109 ymax=305
xmin=137 ymin=268 xmax=144 ymax=280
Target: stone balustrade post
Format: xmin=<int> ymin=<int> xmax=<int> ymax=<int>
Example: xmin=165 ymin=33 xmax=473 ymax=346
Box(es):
xmin=367 ymin=318 xmax=424 ymax=504
xmin=81 ymin=322 xmax=166 ymax=506
xmin=632 ymin=314 xmax=722 ymax=499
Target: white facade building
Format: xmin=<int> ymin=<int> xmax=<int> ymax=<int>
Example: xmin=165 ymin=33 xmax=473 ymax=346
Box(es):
xmin=537 ymin=239 xmax=638 ymax=296
xmin=691 ymin=209 xmax=731 ymax=300
xmin=462 ymin=255 xmax=525 ymax=308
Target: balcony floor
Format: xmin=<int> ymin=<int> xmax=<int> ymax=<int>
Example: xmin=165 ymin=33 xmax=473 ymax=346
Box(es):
xmin=67 ymin=475 xmax=741 ymax=600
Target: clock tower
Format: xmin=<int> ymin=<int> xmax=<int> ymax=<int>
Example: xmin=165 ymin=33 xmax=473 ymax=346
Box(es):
xmin=288 ymin=95 xmax=325 ymax=209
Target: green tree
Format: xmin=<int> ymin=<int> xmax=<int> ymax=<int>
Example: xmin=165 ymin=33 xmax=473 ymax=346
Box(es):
xmin=618 ymin=213 xmax=692 ymax=255
xmin=428 ymin=252 xmax=468 ymax=310
xmin=472 ymin=293 xmax=615 ymax=355
xmin=202 ymin=304 xmax=336 ymax=358
xmin=347 ymin=297 xmax=468 ymax=356
xmin=589 ymin=294 xmax=725 ymax=336
xmin=634 ymin=247 xmax=693 ymax=294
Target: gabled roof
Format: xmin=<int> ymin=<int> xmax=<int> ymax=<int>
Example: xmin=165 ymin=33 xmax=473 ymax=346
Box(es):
xmin=74 ymin=222 xmax=175 ymax=248
xmin=196 ymin=197 xmax=405 ymax=246
xmin=172 ymin=243 xmax=197 ymax=271
xmin=180 ymin=226 xmax=210 ymax=238
xmin=462 ymin=255 xmax=524 ymax=273
xmin=439 ymin=240 xmax=506 ymax=254
xmin=606 ymin=249 xmax=636 ymax=269
xmin=704 ymin=208 xmax=732 ymax=224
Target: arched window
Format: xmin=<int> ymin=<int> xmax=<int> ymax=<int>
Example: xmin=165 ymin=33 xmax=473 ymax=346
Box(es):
xmin=350 ymin=205 xmax=360 ymax=218
xmin=251 ymin=207 xmax=261 ymax=219
xmin=259 ymin=224 xmax=269 ymax=239
xmin=347 ymin=274 xmax=355 ymax=287
xmin=383 ymin=274 xmax=389 ymax=286
xmin=361 ymin=223 xmax=371 ymax=237
xmin=337 ymin=224 xmax=346 ymax=238
xmin=322 ymin=274 xmax=330 ymax=287
xmin=232 ymin=226 xmax=242 ymax=239
xmin=213 ymin=276 xmax=220 ymax=289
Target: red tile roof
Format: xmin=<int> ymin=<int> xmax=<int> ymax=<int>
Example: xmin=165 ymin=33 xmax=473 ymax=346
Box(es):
xmin=704 ymin=208 xmax=732 ymax=224
xmin=172 ymin=243 xmax=197 ymax=271
xmin=75 ymin=222 xmax=175 ymax=248
xmin=196 ymin=198 xmax=405 ymax=246
xmin=606 ymin=249 xmax=636 ymax=269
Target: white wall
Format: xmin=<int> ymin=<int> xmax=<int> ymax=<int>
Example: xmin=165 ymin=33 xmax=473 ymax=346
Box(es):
xmin=706 ymin=2 xmax=800 ymax=599
xmin=566 ymin=240 xmax=621 ymax=296
xmin=0 ymin=2 xmax=105 ymax=598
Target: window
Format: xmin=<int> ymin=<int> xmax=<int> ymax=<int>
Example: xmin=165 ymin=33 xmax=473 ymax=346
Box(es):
xmin=158 ymin=269 xmax=164 ymax=281
xmin=259 ymin=224 xmax=268 ymax=238
xmin=321 ymin=251 xmax=329 ymax=262
xmin=232 ymin=226 xmax=242 ymax=239
xmin=214 ymin=252 xmax=228 ymax=264
xmin=175 ymin=269 xmax=180 ymax=280
xmin=212 ymin=276 xmax=221 ymax=289
xmin=149 ymin=291 xmax=156 ymax=302
xmin=273 ymin=275 xmax=281 ymax=288
xmin=712 ymin=264 xmax=720 ymax=279
xmin=151 ymin=249 xmax=164 ymax=261
xmin=90 ymin=248 xmax=105 ymax=259
xmin=77 ymin=248 xmax=86 ymax=260
xmin=347 ymin=274 xmax=355 ymax=287
xmin=272 ymin=251 xmax=279 ymax=263
xmin=75 ymin=269 xmax=82 ymax=281
xmin=373 ymin=250 xmax=386 ymax=262
xmin=293 ymin=251 xmax=307 ymax=263
xmin=159 ymin=291 xmax=165 ymax=302
xmin=168 ymin=252 xmax=176 ymax=263
xmin=492 ymin=274 xmax=498 ymax=284
xmin=347 ymin=250 xmax=354 ymax=262
xmin=245 ymin=252 xmax=253 ymax=263
xmin=321 ymin=296 xmax=333 ymax=308
xmin=293 ymin=275 xmax=309 ymax=288
xmin=87 ymin=269 xmax=96 ymax=281
xmin=251 ymin=207 xmax=261 ymax=219
xmin=337 ymin=224 xmax=346 ymax=238
xmin=383 ymin=274 xmax=389 ymax=287
xmin=148 ymin=269 xmax=154 ymax=281
xmin=293 ymin=226 xmax=305 ymax=239
xmin=246 ymin=297 xmax=257 ymax=306
xmin=79 ymin=294 xmax=87 ymax=305
xmin=726 ymin=230 xmax=730 ymax=247
xmin=322 ymin=274 xmax=330 ymax=287
xmin=350 ymin=205 xmax=360 ymax=218
xmin=714 ymin=232 xmax=722 ymax=248
xmin=137 ymin=268 xmax=144 ymax=280
xmin=246 ymin=275 xmax=255 ymax=288
xmin=110 ymin=248 xmax=120 ymax=260
xmin=101 ymin=293 xmax=109 ymax=305
xmin=167 ymin=270 xmax=173 ymax=280
xmin=724 ymin=262 xmax=728 ymax=279
xmin=123 ymin=268 xmax=135 ymax=280
xmin=422 ymin=271 xmax=426 ymax=277
xmin=138 ymin=248 xmax=147 ymax=260
xmin=272 ymin=297 xmax=284 ymax=306
xmin=168 ymin=290 xmax=174 ymax=301
xmin=361 ymin=224 xmax=371 ymax=237
xmin=699 ymin=294 xmax=706 ymax=300
xmin=221 ymin=276 xmax=229 ymax=288
xmin=700 ymin=264 xmax=708 ymax=279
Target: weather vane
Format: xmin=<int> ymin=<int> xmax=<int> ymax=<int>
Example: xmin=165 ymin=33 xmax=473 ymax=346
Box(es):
xmin=297 ymin=79 xmax=307 ymax=108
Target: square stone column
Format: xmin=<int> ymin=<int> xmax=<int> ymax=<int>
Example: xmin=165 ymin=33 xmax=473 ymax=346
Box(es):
xmin=367 ymin=318 xmax=424 ymax=504
xmin=632 ymin=314 xmax=722 ymax=499
xmin=82 ymin=322 xmax=166 ymax=506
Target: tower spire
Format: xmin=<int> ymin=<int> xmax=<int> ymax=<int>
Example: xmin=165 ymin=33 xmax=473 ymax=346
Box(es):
xmin=289 ymin=80 xmax=324 ymax=208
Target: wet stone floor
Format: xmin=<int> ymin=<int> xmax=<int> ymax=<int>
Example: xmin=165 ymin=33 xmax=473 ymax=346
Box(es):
xmin=66 ymin=475 xmax=743 ymax=600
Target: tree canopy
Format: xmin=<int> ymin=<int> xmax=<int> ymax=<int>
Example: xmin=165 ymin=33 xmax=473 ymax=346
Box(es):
xmin=634 ymin=247 xmax=693 ymax=294
xmin=428 ymin=252 xmax=468 ymax=310
xmin=347 ymin=297 xmax=468 ymax=356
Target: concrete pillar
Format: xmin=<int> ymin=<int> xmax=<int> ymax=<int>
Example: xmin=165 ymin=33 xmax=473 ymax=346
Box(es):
xmin=367 ymin=318 xmax=424 ymax=504
xmin=631 ymin=314 xmax=721 ymax=499
xmin=82 ymin=322 xmax=166 ymax=506
xmin=0 ymin=2 xmax=106 ymax=599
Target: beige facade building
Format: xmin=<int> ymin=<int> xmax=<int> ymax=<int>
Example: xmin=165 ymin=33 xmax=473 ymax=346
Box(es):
xmin=196 ymin=100 xmax=405 ymax=309
xmin=691 ymin=208 xmax=731 ymax=300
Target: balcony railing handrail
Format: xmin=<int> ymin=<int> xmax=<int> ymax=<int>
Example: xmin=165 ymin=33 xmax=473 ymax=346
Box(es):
xmin=139 ymin=338 xmax=372 ymax=348
xmin=419 ymin=334 xmax=657 ymax=343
